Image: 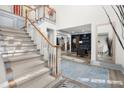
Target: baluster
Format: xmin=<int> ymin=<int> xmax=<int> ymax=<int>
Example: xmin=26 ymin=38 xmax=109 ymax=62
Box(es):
xmin=39 ymin=6 xmax=43 ymax=20
xmin=38 ymin=8 xmax=40 ymax=20
xmin=35 ymin=9 xmax=38 ymax=21
xmin=48 ymin=45 xmax=51 ymax=68
xmin=41 ymin=37 xmax=44 ymax=55
xmin=35 ymin=9 xmax=37 ymax=21
xmin=43 ymin=38 xmax=45 ymax=57
xmin=43 ymin=39 xmax=48 ymax=62
xmin=52 ymin=47 xmax=56 ymax=76
xmin=26 ymin=9 xmax=60 ymax=78
xmin=52 ymin=47 xmax=54 ymax=73
xmin=51 ymin=46 xmax=53 ymax=68
xmin=51 ymin=47 xmax=54 ymax=76
xmin=40 ymin=37 xmax=43 ymax=55
xmin=50 ymin=46 xmax=52 ymax=68
xmin=48 ymin=45 xmax=50 ymax=67
xmin=55 ymin=47 xmax=61 ymax=76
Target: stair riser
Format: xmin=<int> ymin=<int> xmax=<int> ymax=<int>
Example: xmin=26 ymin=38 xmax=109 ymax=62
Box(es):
xmin=11 ymin=60 xmax=46 ymax=70
xmin=0 ymin=33 xmax=28 ymax=37
xmin=12 ymin=63 xmax=47 ymax=79
xmin=17 ymin=71 xmax=51 ymax=88
xmin=0 ymin=30 xmax=27 ymax=35
xmin=0 ymin=35 xmax=31 ymax=40
xmin=1 ymin=50 xmax=40 ymax=57
xmin=0 ymin=41 xmax=34 ymax=45
xmin=0 ymin=46 xmax=36 ymax=52
xmin=0 ymin=45 xmax=36 ymax=48
xmin=0 ymin=38 xmax=32 ymax=42
xmin=4 ymin=55 xmax=41 ymax=62
xmin=0 ymin=27 xmax=25 ymax=33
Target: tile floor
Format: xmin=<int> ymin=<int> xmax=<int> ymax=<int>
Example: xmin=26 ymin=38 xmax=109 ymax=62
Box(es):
xmin=61 ymin=59 xmax=124 ymax=88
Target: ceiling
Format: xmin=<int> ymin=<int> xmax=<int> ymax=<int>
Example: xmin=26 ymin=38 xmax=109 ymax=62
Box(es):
xmin=58 ymin=24 xmax=91 ymax=34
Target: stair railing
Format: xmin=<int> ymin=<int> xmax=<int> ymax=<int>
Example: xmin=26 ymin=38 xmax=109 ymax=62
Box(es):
xmin=25 ymin=5 xmax=56 ymax=23
xmin=102 ymin=6 xmax=124 ymax=50
xmin=25 ymin=9 xmax=61 ymax=77
xmin=111 ymin=5 xmax=124 ymax=40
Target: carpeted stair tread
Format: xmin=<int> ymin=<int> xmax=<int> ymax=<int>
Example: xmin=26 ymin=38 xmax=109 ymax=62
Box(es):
xmin=3 ymin=53 xmax=40 ymax=62
xmin=18 ymin=73 xmax=55 ymax=88
xmin=14 ymin=67 xmax=50 ymax=86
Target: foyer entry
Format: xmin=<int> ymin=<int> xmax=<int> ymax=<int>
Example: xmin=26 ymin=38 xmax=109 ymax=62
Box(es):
xmin=57 ymin=24 xmax=91 ymax=62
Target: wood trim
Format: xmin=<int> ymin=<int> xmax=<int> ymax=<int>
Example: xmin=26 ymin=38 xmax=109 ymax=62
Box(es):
xmin=8 ymin=80 xmax=17 ymax=88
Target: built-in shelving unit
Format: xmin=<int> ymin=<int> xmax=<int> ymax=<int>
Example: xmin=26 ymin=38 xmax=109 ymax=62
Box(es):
xmin=71 ymin=33 xmax=91 ymax=56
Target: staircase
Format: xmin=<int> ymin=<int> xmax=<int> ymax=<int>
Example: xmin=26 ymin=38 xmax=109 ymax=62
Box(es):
xmin=0 ymin=26 xmax=60 ymax=88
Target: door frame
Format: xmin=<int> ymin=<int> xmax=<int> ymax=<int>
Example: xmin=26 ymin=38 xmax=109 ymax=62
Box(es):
xmin=96 ymin=22 xmax=116 ymax=64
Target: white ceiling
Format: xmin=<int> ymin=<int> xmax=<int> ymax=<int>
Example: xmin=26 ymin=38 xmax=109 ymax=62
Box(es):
xmin=58 ymin=24 xmax=91 ymax=34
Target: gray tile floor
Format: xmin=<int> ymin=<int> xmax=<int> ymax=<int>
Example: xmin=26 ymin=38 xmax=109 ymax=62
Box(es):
xmin=61 ymin=59 xmax=111 ymax=88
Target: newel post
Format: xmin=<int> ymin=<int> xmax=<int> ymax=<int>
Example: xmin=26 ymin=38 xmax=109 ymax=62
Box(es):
xmin=0 ymin=53 xmax=8 ymax=88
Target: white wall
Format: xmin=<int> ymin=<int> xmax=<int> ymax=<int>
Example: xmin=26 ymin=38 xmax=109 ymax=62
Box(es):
xmin=54 ymin=5 xmax=124 ymax=68
xmin=54 ymin=5 xmax=109 ymax=62
xmin=0 ymin=5 xmax=12 ymax=12
xmin=0 ymin=9 xmax=25 ymax=28
xmin=104 ymin=6 xmax=124 ymax=68
xmin=54 ymin=5 xmax=109 ymax=29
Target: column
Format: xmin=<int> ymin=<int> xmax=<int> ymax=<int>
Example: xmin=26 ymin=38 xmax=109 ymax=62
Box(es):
xmin=64 ymin=36 xmax=67 ymax=53
xmin=90 ymin=23 xmax=97 ymax=64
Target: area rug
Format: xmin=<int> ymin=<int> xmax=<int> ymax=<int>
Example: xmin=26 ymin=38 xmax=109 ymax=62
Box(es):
xmin=61 ymin=59 xmax=111 ymax=88
xmin=53 ymin=77 xmax=90 ymax=88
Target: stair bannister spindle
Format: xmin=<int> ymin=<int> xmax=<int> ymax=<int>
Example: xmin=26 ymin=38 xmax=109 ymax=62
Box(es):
xmin=25 ymin=7 xmax=61 ymax=77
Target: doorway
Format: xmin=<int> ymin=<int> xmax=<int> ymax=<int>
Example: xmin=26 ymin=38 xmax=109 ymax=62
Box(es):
xmin=96 ymin=23 xmax=115 ymax=64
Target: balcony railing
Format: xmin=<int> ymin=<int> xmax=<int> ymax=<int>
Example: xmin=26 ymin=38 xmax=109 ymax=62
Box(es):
xmin=27 ymin=5 xmax=56 ymax=23
xmin=0 ymin=5 xmax=56 ymax=23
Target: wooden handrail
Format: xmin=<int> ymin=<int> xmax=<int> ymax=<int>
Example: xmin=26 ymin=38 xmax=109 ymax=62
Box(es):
xmin=26 ymin=17 xmax=59 ymax=48
xmin=26 ymin=8 xmax=60 ymax=77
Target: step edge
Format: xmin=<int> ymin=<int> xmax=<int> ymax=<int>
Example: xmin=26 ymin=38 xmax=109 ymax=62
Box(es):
xmin=15 ymin=68 xmax=50 ymax=86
